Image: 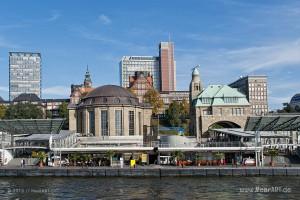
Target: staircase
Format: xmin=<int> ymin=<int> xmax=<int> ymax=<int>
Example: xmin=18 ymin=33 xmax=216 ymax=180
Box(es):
xmin=7 ymin=158 xmax=39 ymax=167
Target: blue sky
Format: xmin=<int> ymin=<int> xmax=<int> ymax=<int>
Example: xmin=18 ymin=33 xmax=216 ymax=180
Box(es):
xmin=0 ymin=0 xmax=299 ymax=110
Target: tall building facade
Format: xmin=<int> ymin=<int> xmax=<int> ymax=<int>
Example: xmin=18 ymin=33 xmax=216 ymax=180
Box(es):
xmin=229 ymin=75 xmax=268 ymax=116
xmin=9 ymin=52 xmax=41 ymax=101
xmin=159 ymin=42 xmax=176 ymax=91
xmin=120 ymin=56 xmax=160 ymax=90
xmin=119 ymin=41 xmax=176 ymax=92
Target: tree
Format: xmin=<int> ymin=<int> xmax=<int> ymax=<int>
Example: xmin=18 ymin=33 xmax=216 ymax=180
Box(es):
xmin=32 ymin=151 xmax=47 ymax=167
xmin=166 ymin=100 xmax=190 ymax=127
xmin=0 ymin=105 xmax=6 ymax=119
xmin=166 ymin=101 xmax=182 ymax=127
xmin=105 ymin=150 xmax=115 ymax=167
xmin=172 ymin=150 xmax=184 ymax=166
xmin=4 ymin=103 xmax=44 ymax=119
xmin=58 ymin=102 xmax=69 ymax=130
xmin=180 ymin=99 xmax=190 ymax=118
xmin=268 ymin=148 xmax=279 ymax=167
xmin=143 ymin=89 xmax=163 ymax=115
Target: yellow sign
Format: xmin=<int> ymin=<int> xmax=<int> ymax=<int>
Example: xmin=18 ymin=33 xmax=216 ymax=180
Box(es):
xmin=130 ymin=159 xmax=136 ymax=167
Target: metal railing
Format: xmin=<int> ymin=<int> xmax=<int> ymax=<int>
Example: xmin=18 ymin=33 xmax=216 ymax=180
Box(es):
xmin=199 ymin=141 xmax=255 ymax=147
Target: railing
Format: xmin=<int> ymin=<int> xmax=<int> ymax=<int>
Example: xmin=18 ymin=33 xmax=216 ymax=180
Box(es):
xmin=199 ymin=142 xmax=256 ymax=147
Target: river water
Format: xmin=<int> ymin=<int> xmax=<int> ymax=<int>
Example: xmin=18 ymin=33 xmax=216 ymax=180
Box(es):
xmin=0 ymin=177 xmax=300 ymax=199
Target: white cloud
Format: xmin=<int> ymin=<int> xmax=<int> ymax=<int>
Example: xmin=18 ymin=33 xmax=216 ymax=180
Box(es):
xmin=43 ymin=86 xmax=69 ymax=96
xmin=48 ymin=11 xmax=61 ymax=22
xmin=98 ymin=14 xmax=111 ymax=25
xmin=177 ymin=38 xmax=300 ymax=74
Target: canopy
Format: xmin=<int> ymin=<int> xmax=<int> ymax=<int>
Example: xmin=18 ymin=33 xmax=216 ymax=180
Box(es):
xmin=244 ymin=115 xmax=300 ymax=131
xmin=0 ymin=119 xmax=65 ymax=135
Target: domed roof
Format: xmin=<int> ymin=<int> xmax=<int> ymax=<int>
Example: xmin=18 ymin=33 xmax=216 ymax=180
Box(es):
xmin=291 ymin=93 xmax=300 ymax=103
xmin=84 ymin=85 xmax=135 ymax=99
xmin=80 ymin=85 xmax=141 ymax=106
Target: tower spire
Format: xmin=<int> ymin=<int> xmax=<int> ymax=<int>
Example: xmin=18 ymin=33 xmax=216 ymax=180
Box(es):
xmin=84 ymin=65 xmax=92 ymax=88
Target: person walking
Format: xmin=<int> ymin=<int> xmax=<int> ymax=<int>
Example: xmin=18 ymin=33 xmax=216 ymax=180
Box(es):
xmin=20 ymin=159 xmax=23 ymax=168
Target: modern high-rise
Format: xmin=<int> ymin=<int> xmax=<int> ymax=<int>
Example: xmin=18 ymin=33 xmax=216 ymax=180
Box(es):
xmin=119 ymin=41 xmax=176 ymax=92
xmin=159 ymin=42 xmax=176 ymax=91
xmin=9 ymin=52 xmax=41 ymax=101
xmin=229 ymin=75 xmax=268 ymax=116
xmin=119 ymin=56 xmax=160 ymax=90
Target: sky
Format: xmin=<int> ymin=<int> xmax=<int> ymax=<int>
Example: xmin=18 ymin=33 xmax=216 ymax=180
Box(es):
xmin=0 ymin=0 xmax=299 ymax=110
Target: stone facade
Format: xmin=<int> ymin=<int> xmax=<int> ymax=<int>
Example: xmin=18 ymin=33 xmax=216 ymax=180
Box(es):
xmin=196 ymin=106 xmax=251 ymax=137
xmin=189 ymin=67 xmax=251 ymax=141
xmin=69 ymin=85 xmax=152 ymax=139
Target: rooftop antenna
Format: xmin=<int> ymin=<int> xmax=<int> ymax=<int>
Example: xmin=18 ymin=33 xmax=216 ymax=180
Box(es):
xmin=168 ymin=33 xmax=171 ymax=42
xmin=192 ymin=65 xmax=200 ymax=71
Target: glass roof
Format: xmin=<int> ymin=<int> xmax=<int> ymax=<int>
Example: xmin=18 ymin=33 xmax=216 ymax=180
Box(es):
xmin=0 ymin=119 xmax=65 ymax=135
xmin=244 ymin=115 xmax=300 ymax=131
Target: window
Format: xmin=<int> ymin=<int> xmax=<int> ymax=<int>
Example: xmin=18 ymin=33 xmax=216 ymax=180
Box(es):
xmin=101 ymin=110 xmax=108 ymax=136
xmin=203 ymin=108 xmax=212 ymax=115
xmin=129 ymin=111 xmax=135 ymax=135
xmin=202 ymin=98 xmax=211 ymax=104
xmin=89 ymin=111 xmax=95 ymax=136
xmin=232 ymin=108 xmax=244 ymax=116
xmin=115 ymin=110 xmax=122 ymax=136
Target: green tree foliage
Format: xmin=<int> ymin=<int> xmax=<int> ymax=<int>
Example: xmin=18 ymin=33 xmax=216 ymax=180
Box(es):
xmin=58 ymin=102 xmax=69 ymax=130
xmin=4 ymin=103 xmax=44 ymax=119
xmin=180 ymin=99 xmax=189 ymax=117
xmin=0 ymin=105 xmax=6 ymax=119
xmin=166 ymin=100 xmax=190 ymax=127
xmin=166 ymin=101 xmax=182 ymax=126
xmin=143 ymin=89 xmax=163 ymax=115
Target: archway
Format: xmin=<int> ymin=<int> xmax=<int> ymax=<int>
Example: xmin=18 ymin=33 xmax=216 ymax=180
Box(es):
xmin=205 ymin=121 xmax=241 ymax=140
xmin=208 ymin=121 xmax=241 ymax=129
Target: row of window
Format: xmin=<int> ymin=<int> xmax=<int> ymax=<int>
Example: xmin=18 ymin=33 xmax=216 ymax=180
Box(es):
xmin=86 ymin=110 xmax=142 ymax=136
xmin=202 ymin=108 xmax=245 ymax=116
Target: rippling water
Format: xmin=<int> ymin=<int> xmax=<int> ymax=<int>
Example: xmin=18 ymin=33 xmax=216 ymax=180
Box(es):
xmin=0 ymin=177 xmax=300 ymax=199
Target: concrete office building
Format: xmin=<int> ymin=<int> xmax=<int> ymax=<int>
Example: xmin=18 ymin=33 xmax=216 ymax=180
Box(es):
xmin=229 ymin=75 xmax=268 ymax=116
xmin=9 ymin=52 xmax=41 ymax=101
xmin=120 ymin=56 xmax=160 ymax=91
xmin=159 ymin=42 xmax=176 ymax=91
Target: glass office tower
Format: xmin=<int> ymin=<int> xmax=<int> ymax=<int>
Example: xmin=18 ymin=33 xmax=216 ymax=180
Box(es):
xmin=119 ymin=56 xmax=160 ymax=91
xmin=9 ymin=52 xmax=41 ymax=101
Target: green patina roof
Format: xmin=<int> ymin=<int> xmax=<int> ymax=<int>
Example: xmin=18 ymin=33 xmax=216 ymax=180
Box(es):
xmin=195 ymin=85 xmax=249 ymax=107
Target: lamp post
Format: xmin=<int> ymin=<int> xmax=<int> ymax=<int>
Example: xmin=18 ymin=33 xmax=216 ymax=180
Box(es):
xmin=255 ymin=131 xmax=261 ymax=167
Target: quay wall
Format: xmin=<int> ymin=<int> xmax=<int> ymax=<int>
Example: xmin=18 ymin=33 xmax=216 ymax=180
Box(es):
xmin=0 ymin=167 xmax=299 ymax=177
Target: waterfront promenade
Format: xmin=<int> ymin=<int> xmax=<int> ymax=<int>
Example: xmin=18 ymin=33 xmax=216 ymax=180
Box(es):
xmin=0 ymin=166 xmax=300 ymax=177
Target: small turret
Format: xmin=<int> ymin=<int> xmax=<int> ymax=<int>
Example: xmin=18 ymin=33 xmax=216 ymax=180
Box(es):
xmin=84 ymin=65 xmax=92 ymax=88
xmin=189 ymin=65 xmax=203 ymax=103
